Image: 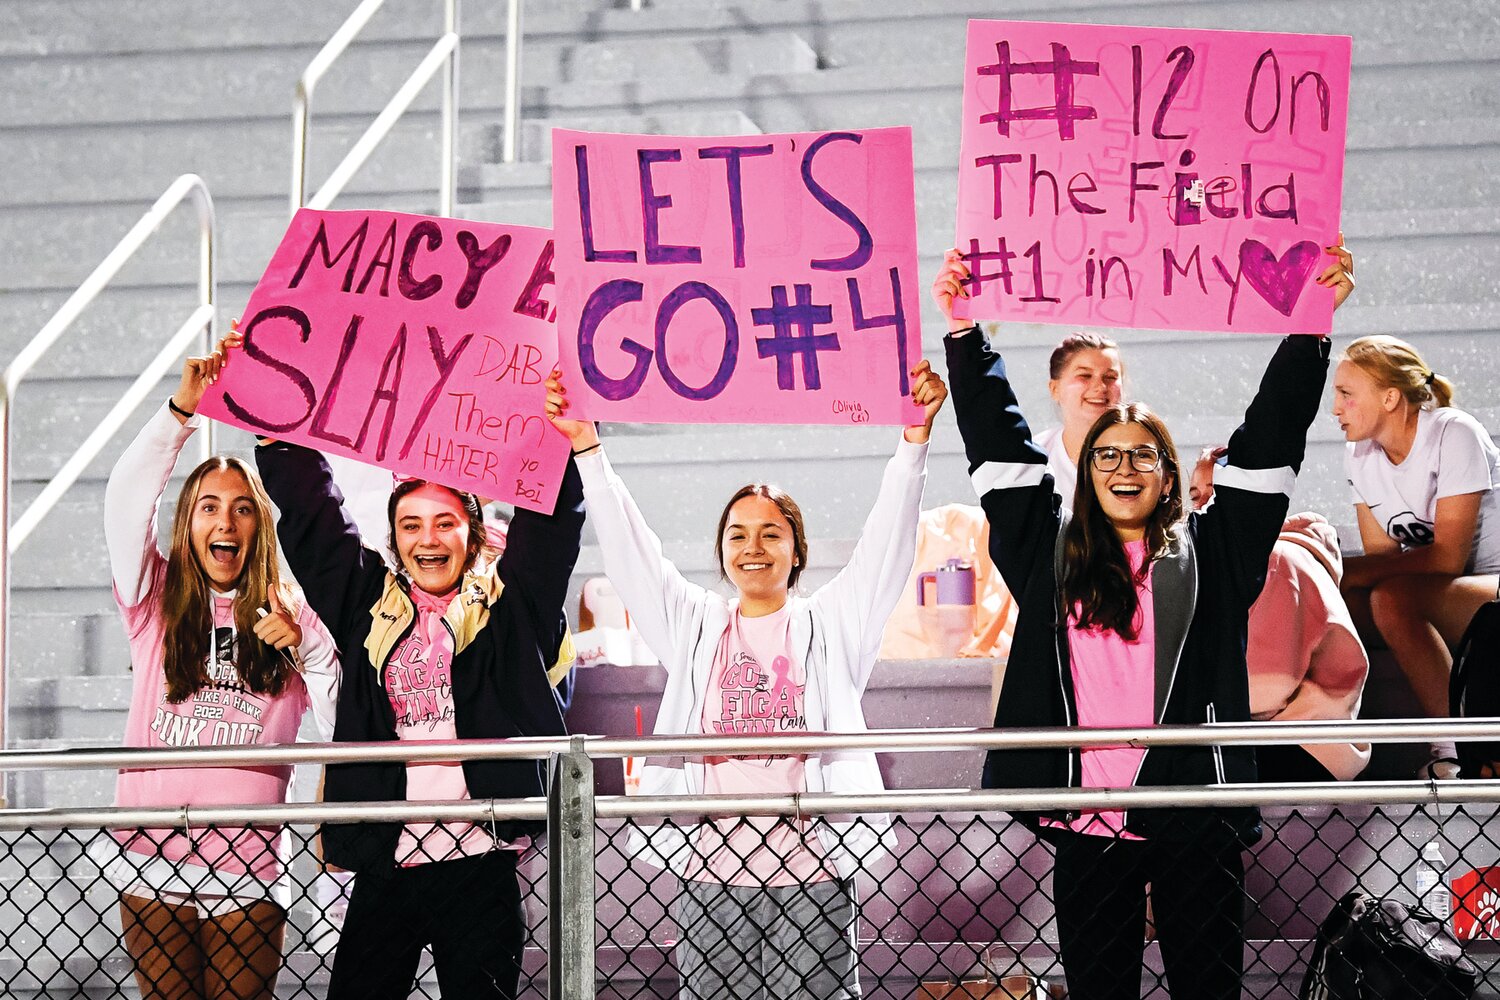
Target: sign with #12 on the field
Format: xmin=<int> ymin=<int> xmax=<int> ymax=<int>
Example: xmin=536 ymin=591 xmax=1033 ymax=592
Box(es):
xmin=553 ymin=127 xmax=925 ymax=425
xmin=196 ymin=209 xmax=570 ymax=514
xmin=955 ymin=19 xmax=1351 ymax=334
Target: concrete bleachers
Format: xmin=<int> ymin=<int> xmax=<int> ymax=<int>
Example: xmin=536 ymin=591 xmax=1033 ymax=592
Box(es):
xmin=1 ymin=0 xmax=1497 ymax=805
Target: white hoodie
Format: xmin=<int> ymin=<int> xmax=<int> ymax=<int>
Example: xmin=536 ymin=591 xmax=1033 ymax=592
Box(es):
xmin=576 ymin=438 xmax=928 ymax=877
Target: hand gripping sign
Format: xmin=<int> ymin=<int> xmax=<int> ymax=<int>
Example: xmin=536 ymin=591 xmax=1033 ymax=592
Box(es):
xmin=553 ymin=127 xmax=925 ymax=425
xmin=956 ymin=20 xmax=1351 ymax=334
xmin=197 ymin=209 xmax=570 ymax=513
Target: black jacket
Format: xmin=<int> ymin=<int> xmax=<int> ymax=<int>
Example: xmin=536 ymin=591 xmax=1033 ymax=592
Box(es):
xmin=256 ymin=442 xmax=584 ymax=871
xmin=945 ymin=331 xmax=1330 ymax=843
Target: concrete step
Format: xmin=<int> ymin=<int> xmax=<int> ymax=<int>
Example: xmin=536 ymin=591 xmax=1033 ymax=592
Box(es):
xmin=0 ymin=0 xmax=626 ymax=56
xmin=9 ymin=611 xmax=129 ymax=682
xmin=0 ymin=115 xmax=462 ymax=210
xmin=0 ymin=283 xmax=255 ymax=381
xmin=0 ymin=31 xmax=814 ymax=129
xmin=518 ymin=109 xmax=763 ymax=162
xmin=537 ymin=57 xmax=1499 ymax=167
xmin=794 ymin=0 xmax=1500 ymax=71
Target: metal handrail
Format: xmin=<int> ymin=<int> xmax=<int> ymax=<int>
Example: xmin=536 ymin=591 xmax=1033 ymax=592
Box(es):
xmin=3 ymin=779 xmax=1499 ymax=834
xmin=0 ymin=173 xmax=216 ymax=793
xmin=4 ymin=717 xmax=1499 ymax=774
xmin=292 ymin=0 xmax=467 ymax=216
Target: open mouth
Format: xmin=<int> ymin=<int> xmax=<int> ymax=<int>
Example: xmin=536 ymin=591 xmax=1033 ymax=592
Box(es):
xmin=414 ymin=554 xmax=450 ymax=571
xmin=737 ymin=562 xmax=771 ymax=572
xmin=1109 ymin=484 xmax=1144 ymax=499
xmin=208 ymin=541 xmax=240 ymax=566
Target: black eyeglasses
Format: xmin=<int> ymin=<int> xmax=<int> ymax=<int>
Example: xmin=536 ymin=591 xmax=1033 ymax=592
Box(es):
xmin=1089 ymin=445 xmax=1163 ymax=473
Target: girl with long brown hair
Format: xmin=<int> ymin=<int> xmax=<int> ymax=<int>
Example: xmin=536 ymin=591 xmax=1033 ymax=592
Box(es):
xmin=101 ymin=332 xmax=339 ymax=1000
xmin=934 ymin=247 xmax=1350 ymax=1000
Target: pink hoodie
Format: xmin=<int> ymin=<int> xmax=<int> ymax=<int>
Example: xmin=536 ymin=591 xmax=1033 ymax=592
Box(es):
xmin=1247 ymin=512 xmax=1371 ymax=780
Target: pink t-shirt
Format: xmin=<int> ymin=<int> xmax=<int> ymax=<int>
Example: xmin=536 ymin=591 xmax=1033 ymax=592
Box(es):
xmin=388 ymin=585 xmax=499 ymax=866
xmin=693 ymin=606 xmax=833 ymax=886
xmin=115 ymin=560 xmax=311 ymax=881
xmin=1057 ymin=539 xmax=1156 ymax=839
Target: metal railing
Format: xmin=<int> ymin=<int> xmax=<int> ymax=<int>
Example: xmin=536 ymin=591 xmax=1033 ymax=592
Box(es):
xmin=0 ymin=173 xmax=216 ymax=798
xmin=291 ymin=0 xmax=527 ymax=216
xmin=3 ymin=723 xmax=1500 ymax=998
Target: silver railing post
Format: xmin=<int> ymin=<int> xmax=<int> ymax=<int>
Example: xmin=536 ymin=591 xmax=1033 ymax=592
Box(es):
xmin=293 ymin=0 xmax=462 ymax=215
xmin=501 ymin=0 xmax=523 ymax=164
xmin=0 ymin=393 xmax=11 ymax=806
xmin=0 ymin=175 xmax=215 ymax=801
xmin=548 ymin=739 xmax=597 ymax=999
xmin=441 ymin=0 xmax=460 ymax=215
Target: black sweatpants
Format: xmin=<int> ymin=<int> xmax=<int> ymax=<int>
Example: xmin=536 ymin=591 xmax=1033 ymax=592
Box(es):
xmin=1051 ymin=829 xmax=1246 ymax=1000
xmin=328 ymin=850 xmax=525 ymax=1000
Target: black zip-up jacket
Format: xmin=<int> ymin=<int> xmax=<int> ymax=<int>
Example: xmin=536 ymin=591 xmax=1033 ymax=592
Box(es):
xmin=945 ymin=331 xmax=1330 ymax=843
xmin=256 ymin=442 xmax=584 ymax=871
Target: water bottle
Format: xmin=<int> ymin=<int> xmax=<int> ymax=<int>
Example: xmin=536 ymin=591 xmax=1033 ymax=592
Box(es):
xmin=1411 ymin=840 xmax=1451 ymax=920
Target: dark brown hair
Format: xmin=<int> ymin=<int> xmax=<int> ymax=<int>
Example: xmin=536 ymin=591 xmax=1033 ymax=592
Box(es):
xmin=386 ymin=480 xmax=487 ymax=582
xmin=1049 ymin=332 xmax=1122 ymax=380
xmin=161 ymin=457 xmax=294 ymax=703
xmin=714 ymin=485 xmax=809 ymax=590
xmin=1061 ymin=403 xmax=1184 ymax=639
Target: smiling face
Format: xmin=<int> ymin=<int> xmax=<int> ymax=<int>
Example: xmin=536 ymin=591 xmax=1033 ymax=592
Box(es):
xmin=190 ymin=468 xmax=259 ymax=592
xmin=720 ymin=494 xmax=798 ymax=610
xmin=393 ymin=484 xmax=472 ymax=594
xmin=1332 ymin=359 xmax=1397 ymax=443
xmin=1088 ymin=421 xmax=1174 ymax=541
xmin=1050 ymin=347 xmax=1124 ymax=431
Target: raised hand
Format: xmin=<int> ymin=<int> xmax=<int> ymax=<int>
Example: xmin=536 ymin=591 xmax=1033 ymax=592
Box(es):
xmin=544 ymin=368 xmax=601 ymax=453
xmin=904 ymin=359 xmax=949 ymax=444
xmin=173 ymin=325 xmax=243 ymax=420
xmin=1317 ymin=231 xmax=1355 ymax=312
xmin=253 ymin=589 xmax=304 ymax=659
xmin=930 ymin=248 xmax=974 ymax=333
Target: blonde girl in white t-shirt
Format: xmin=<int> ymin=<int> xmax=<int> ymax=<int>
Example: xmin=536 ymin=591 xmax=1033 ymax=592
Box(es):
xmin=1334 ymin=334 xmax=1500 ymax=777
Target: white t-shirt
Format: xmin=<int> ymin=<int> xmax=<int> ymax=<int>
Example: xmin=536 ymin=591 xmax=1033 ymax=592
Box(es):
xmin=1345 ymin=406 xmax=1500 ymax=574
xmin=1034 ymin=425 xmax=1079 ymax=510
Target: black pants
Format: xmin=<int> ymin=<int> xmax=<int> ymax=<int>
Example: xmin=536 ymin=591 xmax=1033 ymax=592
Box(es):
xmin=1052 ymin=829 xmax=1246 ymax=1000
xmin=328 ymin=851 xmax=525 ymax=1000
xmin=1255 ymin=743 xmax=1336 ymax=784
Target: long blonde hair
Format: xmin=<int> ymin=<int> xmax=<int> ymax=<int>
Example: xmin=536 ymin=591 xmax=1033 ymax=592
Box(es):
xmin=1341 ymin=335 xmax=1455 ymax=410
xmin=160 ymin=457 xmax=295 ymax=703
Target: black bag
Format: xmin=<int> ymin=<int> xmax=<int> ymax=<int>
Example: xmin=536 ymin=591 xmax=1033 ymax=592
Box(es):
xmin=1299 ymin=889 xmax=1479 ymax=999
xmin=1450 ymin=599 xmax=1500 ymax=778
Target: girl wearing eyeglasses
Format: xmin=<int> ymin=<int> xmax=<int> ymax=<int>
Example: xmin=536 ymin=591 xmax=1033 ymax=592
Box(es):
xmin=932 ymin=247 xmax=1350 ymax=1000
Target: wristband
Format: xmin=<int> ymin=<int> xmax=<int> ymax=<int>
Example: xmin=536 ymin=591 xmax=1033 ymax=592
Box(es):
xmin=167 ymin=397 xmax=195 ymax=419
xmin=571 ymin=442 xmax=602 ymax=458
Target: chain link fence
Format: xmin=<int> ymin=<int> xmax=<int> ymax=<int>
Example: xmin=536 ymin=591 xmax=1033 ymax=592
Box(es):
xmin=3 ymin=726 xmax=1500 ymax=998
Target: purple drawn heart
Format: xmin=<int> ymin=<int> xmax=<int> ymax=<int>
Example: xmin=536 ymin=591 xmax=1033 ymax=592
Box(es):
xmin=1238 ymin=239 xmax=1320 ymax=317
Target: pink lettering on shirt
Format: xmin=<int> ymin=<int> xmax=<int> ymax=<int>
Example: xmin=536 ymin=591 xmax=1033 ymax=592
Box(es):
xmin=694 ymin=607 xmax=832 ymax=886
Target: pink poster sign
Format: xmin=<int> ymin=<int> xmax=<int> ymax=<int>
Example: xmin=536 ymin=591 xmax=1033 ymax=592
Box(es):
xmin=956 ymin=20 xmax=1351 ymax=334
xmin=197 ymin=208 xmax=570 ymax=513
xmin=552 ymin=127 xmax=925 ymax=425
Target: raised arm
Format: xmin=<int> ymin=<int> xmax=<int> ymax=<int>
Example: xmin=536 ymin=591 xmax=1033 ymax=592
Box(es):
xmin=812 ymin=360 xmax=946 ymax=686
xmin=254 ymin=441 xmax=386 ymax=640
xmin=1201 ymin=333 xmax=1332 ymax=604
xmin=546 ymin=371 xmax=708 ymax=675
xmin=934 ymin=254 xmax=1059 ymax=589
xmin=496 ymin=452 xmax=586 ymax=640
xmin=104 ymin=335 xmax=238 ymax=607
